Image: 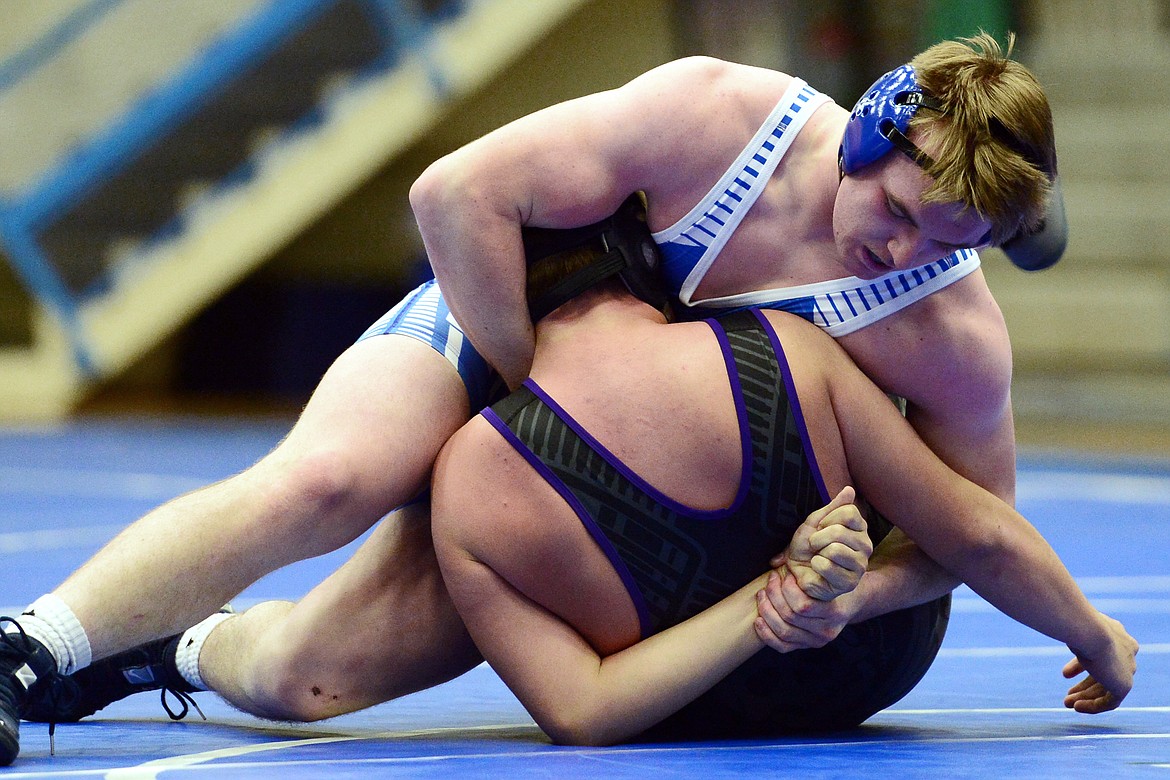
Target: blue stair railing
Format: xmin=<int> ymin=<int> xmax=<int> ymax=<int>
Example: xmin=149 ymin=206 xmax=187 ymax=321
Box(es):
xmin=0 ymin=0 xmax=462 ymax=374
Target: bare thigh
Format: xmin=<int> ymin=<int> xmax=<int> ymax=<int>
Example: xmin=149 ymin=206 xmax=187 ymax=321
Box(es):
xmin=254 ymin=333 xmax=474 ymax=544
xmin=58 ymin=334 xmax=473 ymax=657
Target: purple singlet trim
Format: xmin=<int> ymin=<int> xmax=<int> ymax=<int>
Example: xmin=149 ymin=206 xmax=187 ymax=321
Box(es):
xmin=519 ymin=350 xmax=752 ymax=520
xmin=751 ymin=309 xmax=831 ymax=503
xmin=705 ymin=318 xmax=756 ymax=515
xmin=480 ymin=406 xmax=654 ymax=638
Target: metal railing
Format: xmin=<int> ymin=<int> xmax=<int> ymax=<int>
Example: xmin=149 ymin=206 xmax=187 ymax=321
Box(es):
xmin=0 ymin=0 xmax=462 ymax=372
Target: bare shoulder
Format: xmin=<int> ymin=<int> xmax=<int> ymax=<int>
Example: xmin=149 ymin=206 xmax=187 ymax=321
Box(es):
xmin=762 ymin=307 xmax=851 ymax=361
xmin=433 ymin=411 xmax=571 ymax=559
xmin=606 ymin=57 xmax=796 ymax=210
xmin=617 ymin=56 xmax=794 ymax=115
xmin=630 ymin=56 xmax=788 ymax=88
xmin=436 ymin=415 xmax=502 ymax=472
xmin=840 ymin=269 xmax=1011 ymax=412
xmin=825 ymin=267 xmax=1018 ymax=499
xmin=906 ymin=269 xmax=1012 ymax=406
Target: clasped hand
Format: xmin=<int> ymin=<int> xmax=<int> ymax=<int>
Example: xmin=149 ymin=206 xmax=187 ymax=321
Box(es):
xmin=754 ymin=486 xmax=871 ymax=652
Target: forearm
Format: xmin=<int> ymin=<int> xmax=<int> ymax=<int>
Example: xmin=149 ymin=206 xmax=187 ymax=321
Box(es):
xmin=848 ymin=528 xmax=959 ymax=624
xmin=838 ymin=366 xmax=1133 ymax=707
xmin=933 ymin=486 xmax=1107 ymax=651
xmin=545 ymin=574 xmax=767 ymax=745
xmin=410 ymin=157 xmax=536 ymax=387
xmin=849 ymin=386 xmax=1104 ymax=646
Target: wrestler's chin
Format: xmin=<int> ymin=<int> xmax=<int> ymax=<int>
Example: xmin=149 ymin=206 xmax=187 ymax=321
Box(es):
xmin=847 ymin=247 xmax=890 ymax=280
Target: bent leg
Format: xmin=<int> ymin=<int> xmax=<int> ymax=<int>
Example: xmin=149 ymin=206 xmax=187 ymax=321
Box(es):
xmin=200 ymin=501 xmax=481 ymax=720
xmin=53 ymin=335 xmax=470 ymax=660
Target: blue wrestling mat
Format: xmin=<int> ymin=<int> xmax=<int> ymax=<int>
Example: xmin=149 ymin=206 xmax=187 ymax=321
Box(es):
xmin=2 ymin=416 xmax=1168 ymax=778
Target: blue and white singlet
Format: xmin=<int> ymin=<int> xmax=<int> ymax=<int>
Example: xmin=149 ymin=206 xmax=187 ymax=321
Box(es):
xmin=651 ymin=77 xmax=981 ymax=335
xmin=360 ymin=77 xmax=980 ymax=409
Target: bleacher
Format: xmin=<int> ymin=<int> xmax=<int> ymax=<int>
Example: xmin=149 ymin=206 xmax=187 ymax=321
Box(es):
xmin=1 ymin=0 xmax=1166 ymax=447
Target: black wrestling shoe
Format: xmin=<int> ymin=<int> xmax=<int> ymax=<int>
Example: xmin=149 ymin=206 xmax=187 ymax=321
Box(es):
xmin=22 ymin=634 xmax=204 ymax=725
xmin=1 ymin=616 xmax=71 ymax=766
xmin=23 ymin=605 xmax=232 ymax=726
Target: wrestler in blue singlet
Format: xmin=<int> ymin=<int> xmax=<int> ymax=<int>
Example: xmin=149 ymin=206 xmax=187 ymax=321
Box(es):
xmin=359 ymin=77 xmax=979 ymax=409
xmin=649 ymin=77 xmax=980 ymax=331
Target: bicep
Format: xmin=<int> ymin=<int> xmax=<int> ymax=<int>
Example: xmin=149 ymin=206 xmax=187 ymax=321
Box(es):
xmin=427 ymin=58 xmax=733 ymax=229
xmin=885 ymin=281 xmax=1017 ymax=504
xmin=905 ymin=394 xmax=1016 ymax=505
xmin=417 ymin=96 xmax=634 ymax=231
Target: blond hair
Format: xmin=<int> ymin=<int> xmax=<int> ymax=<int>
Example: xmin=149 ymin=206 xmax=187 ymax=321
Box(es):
xmin=909 ymin=32 xmax=1056 ymax=245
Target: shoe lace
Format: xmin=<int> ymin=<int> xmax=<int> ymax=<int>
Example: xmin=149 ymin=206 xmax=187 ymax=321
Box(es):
xmin=0 ymin=617 xmax=31 ymax=710
xmin=0 ymin=616 xmax=31 ymax=661
xmin=160 ymin=686 xmax=205 ymax=722
xmin=0 ymin=616 xmax=78 ymax=756
xmin=41 ymin=676 xmax=80 ymax=756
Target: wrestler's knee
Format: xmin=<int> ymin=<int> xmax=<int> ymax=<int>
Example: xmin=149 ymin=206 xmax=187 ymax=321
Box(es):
xmin=248 ymin=670 xmax=342 ymax=723
xmin=252 ymin=447 xmax=381 ymax=555
xmin=240 ymin=620 xmax=353 ymax=722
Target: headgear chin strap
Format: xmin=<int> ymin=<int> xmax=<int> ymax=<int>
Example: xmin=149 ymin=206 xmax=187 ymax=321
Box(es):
xmin=523 ymin=193 xmax=667 ymax=322
xmin=839 ymin=64 xmax=943 ymax=175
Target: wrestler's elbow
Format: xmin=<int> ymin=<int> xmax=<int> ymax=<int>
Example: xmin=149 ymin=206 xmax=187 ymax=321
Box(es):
xmin=943 ymin=504 xmax=1013 ymax=586
xmin=409 ymin=156 xmax=459 ymax=227
xmin=537 ymin=702 xmax=625 ymax=747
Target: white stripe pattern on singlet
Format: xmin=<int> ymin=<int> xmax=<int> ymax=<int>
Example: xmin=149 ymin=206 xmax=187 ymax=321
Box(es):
xmin=652 ymin=78 xmax=831 ymax=305
xmin=689 ymin=249 xmax=981 ymax=337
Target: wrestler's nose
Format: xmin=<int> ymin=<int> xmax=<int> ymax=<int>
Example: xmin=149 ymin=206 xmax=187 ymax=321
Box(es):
xmin=889 ymin=233 xmax=942 ymax=269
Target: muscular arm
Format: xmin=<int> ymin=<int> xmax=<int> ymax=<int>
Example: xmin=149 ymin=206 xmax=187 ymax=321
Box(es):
xmin=408 ymin=71 xmax=652 ymax=386
xmin=759 ymin=273 xmax=1010 ymax=645
xmin=846 ymin=527 xmax=959 ymax=623
xmin=820 ymin=321 xmax=1137 ymax=709
xmin=409 ymin=57 xmax=764 ymax=387
xmin=840 ymin=268 xmax=1018 ymax=505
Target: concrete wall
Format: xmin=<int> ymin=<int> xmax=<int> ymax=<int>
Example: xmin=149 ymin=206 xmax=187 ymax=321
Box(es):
xmin=985 ymin=0 xmax=1170 ymax=451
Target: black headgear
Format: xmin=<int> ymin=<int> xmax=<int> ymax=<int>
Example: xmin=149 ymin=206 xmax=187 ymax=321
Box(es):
xmin=523 ymin=193 xmax=667 ymax=321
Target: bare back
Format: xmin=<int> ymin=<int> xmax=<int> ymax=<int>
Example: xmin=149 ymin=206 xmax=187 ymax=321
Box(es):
xmin=435 ymin=294 xmax=856 ymax=655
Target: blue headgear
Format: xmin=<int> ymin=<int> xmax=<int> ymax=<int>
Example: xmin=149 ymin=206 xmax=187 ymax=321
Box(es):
xmin=839 ymin=64 xmax=944 ymax=174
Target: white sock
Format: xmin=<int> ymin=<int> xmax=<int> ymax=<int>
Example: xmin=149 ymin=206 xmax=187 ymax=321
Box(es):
xmin=3 ymin=594 xmax=92 ymax=675
xmin=174 ymin=612 xmax=234 ymax=691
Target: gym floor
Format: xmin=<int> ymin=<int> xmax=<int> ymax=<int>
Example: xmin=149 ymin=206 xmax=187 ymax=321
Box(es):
xmin=2 ymin=414 xmax=1167 ymax=778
